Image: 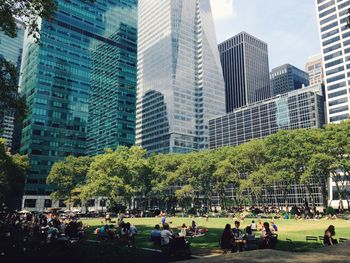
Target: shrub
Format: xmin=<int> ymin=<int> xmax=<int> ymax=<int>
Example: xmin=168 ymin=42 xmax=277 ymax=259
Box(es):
xmin=187 ymin=208 xmax=196 ymax=215
xmin=290 ymin=207 xmax=298 ymax=216
xmin=220 ymin=210 xmax=228 ymax=217
xmin=325 ymin=206 xmax=335 ymax=216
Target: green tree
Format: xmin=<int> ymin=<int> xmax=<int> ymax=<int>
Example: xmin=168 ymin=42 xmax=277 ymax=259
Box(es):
xmin=0 ymin=0 xmax=58 ymax=123
xmin=263 ymin=130 xmax=317 ymax=211
xmin=150 ymin=153 xmax=185 ymax=210
xmin=233 ymin=140 xmax=267 ymax=207
xmin=81 ymin=146 xmax=149 ymax=209
xmin=0 ymin=57 xmax=26 ymax=131
xmin=175 ymin=185 xmax=195 ymax=211
xmin=302 ymin=153 xmax=334 ymax=209
xmin=0 ymin=139 xmax=29 ymax=210
xmin=213 ymin=158 xmax=237 ymax=209
xmin=307 ymin=120 xmax=350 ymax=211
xmin=174 ymin=151 xmax=217 ymax=209
xmin=47 ymin=156 xmax=92 ymax=208
xmin=0 ymin=0 xmax=56 ymax=39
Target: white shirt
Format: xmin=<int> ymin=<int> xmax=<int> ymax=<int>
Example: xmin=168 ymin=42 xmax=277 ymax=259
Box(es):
xmin=161 ymin=229 xmax=173 ymax=246
xmin=251 ymin=223 xmax=257 ymax=230
xmin=179 ymin=227 xmax=187 ymax=237
xmin=130 ymin=225 xmax=137 ymax=235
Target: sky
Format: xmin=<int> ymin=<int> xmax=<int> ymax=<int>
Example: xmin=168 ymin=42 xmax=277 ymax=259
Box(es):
xmin=210 ymin=0 xmax=321 ymax=70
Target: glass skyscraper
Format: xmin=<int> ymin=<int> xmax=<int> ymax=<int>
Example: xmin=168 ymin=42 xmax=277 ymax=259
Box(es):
xmin=20 ymin=0 xmax=137 ymax=210
xmin=0 ymin=20 xmax=24 ymax=151
xmin=136 ymin=0 xmax=225 ymax=154
xmin=218 ymin=32 xmax=271 ymax=112
xmin=270 ymin=64 xmax=310 ymax=96
xmin=316 ymin=0 xmax=350 ymax=123
xmin=86 ymin=2 xmax=137 ymax=156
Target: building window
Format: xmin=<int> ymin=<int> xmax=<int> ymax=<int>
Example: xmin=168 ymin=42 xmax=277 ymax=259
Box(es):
xmin=24 ymin=199 xmax=36 ymax=208
xmin=44 ymin=199 xmax=52 ymax=208
xmin=59 ymin=200 xmax=66 ymax=208
xmin=86 ymin=199 xmax=95 ymax=207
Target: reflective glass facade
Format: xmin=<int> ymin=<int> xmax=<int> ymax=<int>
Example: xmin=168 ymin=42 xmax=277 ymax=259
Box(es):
xmin=86 ymin=2 xmax=137 ymax=155
xmin=136 ymin=0 xmax=225 ymax=154
xmin=316 ymin=0 xmax=350 ymax=123
xmin=219 ymin=32 xmax=271 ymax=112
xmin=20 ymin=0 xmax=138 ymax=196
xmin=209 ymin=85 xmax=325 ymax=149
xmin=0 ymin=20 xmax=24 ymax=150
xmin=270 ymin=64 xmax=310 ymax=96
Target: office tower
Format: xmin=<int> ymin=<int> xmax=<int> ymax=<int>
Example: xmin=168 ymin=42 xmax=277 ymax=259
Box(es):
xmin=86 ymin=3 xmax=137 ymax=156
xmin=20 ymin=0 xmax=138 ymax=210
xmin=316 ymin=0 xmax=350 ymax=123
xmin=0 ymin=20 xmax=24 ymax=151
xmin=209 ymin=84 xmax=325 ymax=149
xmin=270 ymin=64 xmax=309 ymax=96
xmin=218 ymin=32 xmax=271 ymax=112
xmin=136 ymin=0 xmax=225 ymax=154
xmin=305 ymin=54 xmax=325 ymax=86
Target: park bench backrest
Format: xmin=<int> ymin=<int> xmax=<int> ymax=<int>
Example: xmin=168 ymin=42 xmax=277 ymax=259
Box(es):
xmin=306 ymin=236 xmax=318 ymax=242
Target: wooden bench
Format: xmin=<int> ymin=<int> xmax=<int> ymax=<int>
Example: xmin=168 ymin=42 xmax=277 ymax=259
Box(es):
xmin=286 ymin=238 xmax=294 ymax=250
xmin=319 ymin=236 xmax=324 ymax=244
xmin=339 ymin=238 xmax=348 ymax=243
xmin=306 ymin=236 xmax=318 ymax=242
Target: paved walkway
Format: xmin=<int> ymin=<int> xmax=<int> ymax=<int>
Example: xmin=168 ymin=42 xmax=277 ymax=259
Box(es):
xmin=182 ymin=241 xmax=350 ymax=263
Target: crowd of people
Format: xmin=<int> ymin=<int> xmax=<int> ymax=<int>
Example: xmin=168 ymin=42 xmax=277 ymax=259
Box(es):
xmin=220 ymin=220 xmax=278 ymax=253
xmin=1 ymin=209 xmax=345 ymax=259
xmin=0 ymin=211 xmax=85 ymax=256
xmin=149 ymin=223 xmax=191 ymax=256
xmin=96 ymin=220 xmax=138 ymax=248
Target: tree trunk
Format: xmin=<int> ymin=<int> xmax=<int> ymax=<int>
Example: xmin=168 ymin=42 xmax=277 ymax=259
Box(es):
xmin=320 ymin=177 xmax=328 ymax=209
xmin=283 ymin=190 xmax=289 ymax=212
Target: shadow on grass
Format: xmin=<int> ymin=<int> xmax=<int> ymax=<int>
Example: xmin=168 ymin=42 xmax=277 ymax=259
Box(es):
xmin=84 ymin=223 xmax=326 ymax=254
xmin=3 ymin=240 xmax=169 ymax=263
xmin=276 ymin=240 xmax=323 ymax=252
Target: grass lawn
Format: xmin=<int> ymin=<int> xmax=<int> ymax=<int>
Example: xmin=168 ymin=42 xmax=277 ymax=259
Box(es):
xmin=83 ymin=217 xmax=350 ymax=253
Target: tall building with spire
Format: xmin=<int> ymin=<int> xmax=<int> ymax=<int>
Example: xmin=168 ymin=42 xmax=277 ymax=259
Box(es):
xmin=136 ymin=0 xmax=225 ymax=154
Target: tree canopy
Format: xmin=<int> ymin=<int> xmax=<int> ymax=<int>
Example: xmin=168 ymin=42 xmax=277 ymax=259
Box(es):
xmin=47 ymin=120 xmax=350 ymax=212
xmin=0 ymin=139 xmax=29 ymax=209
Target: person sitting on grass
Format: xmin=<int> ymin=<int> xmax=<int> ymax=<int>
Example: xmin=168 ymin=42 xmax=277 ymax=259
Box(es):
xmin=232 ymin=221 xmax=245 ymax=251
xmin=250 ymin=220 xmax=257 ymax=231
xmin=244 ymin=226 xmax=257 ymax=251
xmin=161 ymin=223 xmax=174 ymax=254
xmin=150 ymin=224 xmax=161 ymax=245
xmin=270 ymin=221 xmax=278 ymax=232
xmin=191 ymin=220 xmax=198 ymax=235
xmin=98 ymin=225 xmax=109 ymax=240
xmin=127 ymin=222 xmax=137 ymax=248
xmin=179 ymin=223 xmax=187 ymax=237
xmin=220 ymin=224 xmax=237 ymax=253
xmin=105 ymin=213 xmax=111 ymax=223
xmin=261 ymin=222 xmax=277 ymax=249
xmin=324 ymin=225 xmax=338 ymax=246
xmin=232 ymin=221 xmax=243 ymax=238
